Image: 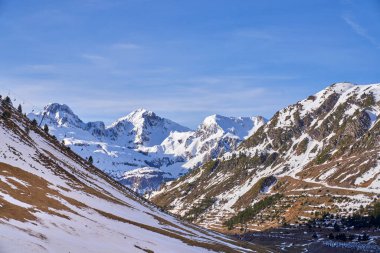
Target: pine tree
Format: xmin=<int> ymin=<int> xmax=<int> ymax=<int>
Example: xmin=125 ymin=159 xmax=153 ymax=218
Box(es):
xmin=31 ymin=119 xmax=38 ymax=127
xmin=43 ymin=124 xmax=49 ymax=134
xmin=2 ymin=96 xmax=11 ymax=106
xmin=5 ymin=96 xmax=11 ymax=104
xmin=88 ymin=156 xmax=93 ymax=164
xmin=17 ymin=104 xmax=22 ymax=113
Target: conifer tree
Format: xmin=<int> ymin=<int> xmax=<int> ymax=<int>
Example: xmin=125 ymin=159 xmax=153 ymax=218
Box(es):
xmin=31 ymin=119 xmax=38 ymax=127
xmin=3 ymin=96 xmax=11 ymax=105
xmin=43 ymin=124 xmax=49 ymax=134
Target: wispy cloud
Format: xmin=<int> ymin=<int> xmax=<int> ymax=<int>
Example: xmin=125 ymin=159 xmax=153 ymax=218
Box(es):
xmin=112 ymin=43 xmax=141 ymax=50
xmin=342 ymin=14 xmax=380 ymax=48
xmin=79 ymin=0 xmax=123 ymax=9
xmin=18 ymin=64 xmax=57 ymax=74
xmin=81 ymin=54 xmax=111 ymax=67
xmin=82 ymin=54 xmax=106 ymax=62
xmin=69 ymin=87 xmax=267 ymax=117
xmin=235 ymin=29 xmax=275 ymax=40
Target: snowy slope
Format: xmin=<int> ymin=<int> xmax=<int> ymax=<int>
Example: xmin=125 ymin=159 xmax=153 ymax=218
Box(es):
xmin=28 ymin=104 xmax=265 ymax=193
xmin=0 ymin=99 xmax=265 ymax=253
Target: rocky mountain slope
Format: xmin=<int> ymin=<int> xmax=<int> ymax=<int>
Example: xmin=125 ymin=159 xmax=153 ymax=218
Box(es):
xmin=151 ymin=83 xmax=380 ymax=233
xmin=29 ymin=105 xmax=264 ymax=194
xmin=0 ymin=96 xmax=267 ymax=253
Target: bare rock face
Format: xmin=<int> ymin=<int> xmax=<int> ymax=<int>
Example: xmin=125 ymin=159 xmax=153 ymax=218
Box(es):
xmin=151 ymin=83 xmax=380 ymax=232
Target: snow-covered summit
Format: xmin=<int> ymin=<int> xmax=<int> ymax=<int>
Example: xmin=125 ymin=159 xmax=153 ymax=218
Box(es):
xmin=199 ymin=114 xmax=265 ymax=139
xmin=34 ymin=103 xmax=84 ymax=128
xmin=110 ymin=108 xmax=155 ymax=129
xmin=327 ymin=82 xmax=356 ymax=94
xmin=109 ymin=108 xmax=190 ymax=146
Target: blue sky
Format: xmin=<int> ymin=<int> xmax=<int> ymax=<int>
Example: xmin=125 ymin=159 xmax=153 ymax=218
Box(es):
xmin=0 ymin=0 xmax=379 ymax=128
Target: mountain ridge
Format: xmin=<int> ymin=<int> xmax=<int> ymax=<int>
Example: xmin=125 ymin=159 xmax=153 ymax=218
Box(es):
xmin=28 ymin=103 xmax=265 ymax=193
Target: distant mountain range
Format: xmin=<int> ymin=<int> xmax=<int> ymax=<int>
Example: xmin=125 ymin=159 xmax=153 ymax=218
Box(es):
xmin=151 ymin=83 xmax=380 ymax=232
xmin=28 ymin=105 xmax=265 ymax=194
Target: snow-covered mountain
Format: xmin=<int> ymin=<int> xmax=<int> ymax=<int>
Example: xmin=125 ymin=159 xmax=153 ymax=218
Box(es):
xmin=0 ymin=97 xmax=264 ymax=253
xmin=161 ymin=114 xmax=265 ymax=169
xmin=30 ymin=105 xmax=189 ymax=147
xmin=28 ymin=104 xmax=265 ymax=194
xmin=151 ymin=83 xmax=380 ymax=232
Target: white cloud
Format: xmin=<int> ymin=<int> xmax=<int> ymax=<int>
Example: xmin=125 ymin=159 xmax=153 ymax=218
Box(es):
xmin=82 ymin=54 xmax=107 ymax=62
xmin=81 ymin=54 xmax=111 ymax=67
xmin=342 ymin=14 xmax=380 ymax=48
xmin=18 ymin=64 xmax=57 ymax=73
xmin=235 ymin=29 xmax=275 ymax=40
xmin=112 ymin=43 xmax=141 ymax=49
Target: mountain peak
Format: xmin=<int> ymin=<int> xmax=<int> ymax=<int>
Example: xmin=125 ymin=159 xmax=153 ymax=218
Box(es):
xmin=327 ymin=82 xmax=355 ymax=94
xmin=44 ymin=103 xmax=75 ymax=115
xmin=201 ymin=114 xmax=221 ymax=126
xmin=108 ymin=109 xmax=190 ymax=146
xmin=111 ymin=108 xmax=155 ymax=127
xmin=201 ymin=114 xmax=264 ymax=128
xmin=199 ymin=114 xmax=266 ymax=140
xmin=127 ymin=108 xmax=156 ymax=121
xmin=29 ymin=103 xmax=84 ymax=128
xmin=135 ymin=107 xmax=150 ymax=113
